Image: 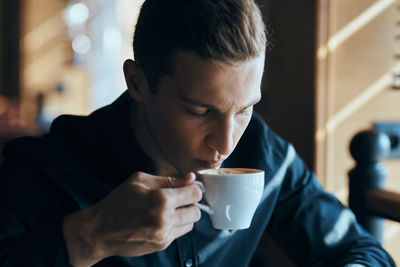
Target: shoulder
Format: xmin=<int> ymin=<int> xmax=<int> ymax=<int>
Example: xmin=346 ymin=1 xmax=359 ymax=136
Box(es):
xmin=2 ymin=91 xmax=132 ymax=165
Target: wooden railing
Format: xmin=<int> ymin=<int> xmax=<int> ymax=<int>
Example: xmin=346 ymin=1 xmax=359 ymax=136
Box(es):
xmin=348 ymin=129 xmax=400 ymax=243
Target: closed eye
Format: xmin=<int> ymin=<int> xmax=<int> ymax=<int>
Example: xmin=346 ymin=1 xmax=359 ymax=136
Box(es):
xmin=185 ymin=107 xmax=210 ymax=117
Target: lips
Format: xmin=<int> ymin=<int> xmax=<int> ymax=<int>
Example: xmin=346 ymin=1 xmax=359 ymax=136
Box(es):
xmin=196 ymin=159 xmax=223 ymax=169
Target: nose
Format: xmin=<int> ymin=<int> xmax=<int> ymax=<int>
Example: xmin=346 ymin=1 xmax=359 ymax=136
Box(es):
xmin=206 ymin=116 xmax=235 ymax=157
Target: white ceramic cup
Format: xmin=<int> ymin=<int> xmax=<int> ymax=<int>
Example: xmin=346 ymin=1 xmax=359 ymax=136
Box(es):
xmin=195 ymin=168 xmax=264 ymax=230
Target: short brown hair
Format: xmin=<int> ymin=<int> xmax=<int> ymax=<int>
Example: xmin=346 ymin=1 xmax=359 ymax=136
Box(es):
xmin=133 ymin=0 xmax=267 ymax=91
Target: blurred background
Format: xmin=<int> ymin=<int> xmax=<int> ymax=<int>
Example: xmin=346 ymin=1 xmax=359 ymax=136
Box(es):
xmin=0 ymin=0 xmax=400 ymax=263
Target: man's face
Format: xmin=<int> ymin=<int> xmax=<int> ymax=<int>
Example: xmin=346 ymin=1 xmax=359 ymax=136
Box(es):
xmin=133 ymin=51 xmax=265 ymax=176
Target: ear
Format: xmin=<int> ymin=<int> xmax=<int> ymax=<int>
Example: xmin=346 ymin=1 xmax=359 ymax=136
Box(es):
xmin=123 ymin=59 xmax=149 ymax=102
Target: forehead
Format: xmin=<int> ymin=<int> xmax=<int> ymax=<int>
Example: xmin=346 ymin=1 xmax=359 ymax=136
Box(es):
xmin=167 ymin=50 xmax=264 ymax=86
xmin=169 ymin=50 xmax=261 ymax=73
xmin=157 ymin=51 xmax=265 ymax=110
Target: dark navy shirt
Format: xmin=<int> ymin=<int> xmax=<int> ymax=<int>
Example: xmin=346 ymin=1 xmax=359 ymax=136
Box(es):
xmin=0 ymin=92 xmax=395 ymax=266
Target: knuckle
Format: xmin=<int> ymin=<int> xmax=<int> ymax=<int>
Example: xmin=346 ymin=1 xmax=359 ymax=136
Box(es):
xmin=182 ymin=223 xmax=194 ymax=236
xmin=152 ymin=189 xmax=169 ymax=209
xmin=193 ymin=186 xmax=203 ymax=202
xmin=148 ymin=213 xmax=161 ymax=229
xmin=153 ymin=232 xmax=171 ymax=249
xmin=131 ymin=171 xmax=145 ymax=181
xmin=146 ymin=209 xmax=168 ymax=231
xmin=159 ymin=214 xmax=170 ymax=230
xmin=156 ymin=232 xmax=167 ymax=243
xmin=153 ymin=212 xmax=170 ymax=232
xmin=166 ymin=176 xmax=174 ymax=188
xmin=156 ymin=241 xmax=170 ymax=251
xmin=154 ymin=243 xmax=165 ymax=251
xmin=194 ymin=206 xmax=201 ymax=221
xmin=148 ymin=191 xmax=174 ymax=231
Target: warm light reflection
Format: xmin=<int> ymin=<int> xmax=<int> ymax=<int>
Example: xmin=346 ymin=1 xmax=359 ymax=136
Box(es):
xmin=23 ymin=45 xmax=70 ymax=89
xmin=317 ymin=0 xmax=396 ymax=59
xmin=315 ymin=64 xmax=400 ymax=142
xmin=21 ymin=12 xmax=64 ymax=53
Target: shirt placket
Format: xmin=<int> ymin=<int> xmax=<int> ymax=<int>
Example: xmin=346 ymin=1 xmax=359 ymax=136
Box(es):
xmin=176 ymin=231 xmax=198 ymax=267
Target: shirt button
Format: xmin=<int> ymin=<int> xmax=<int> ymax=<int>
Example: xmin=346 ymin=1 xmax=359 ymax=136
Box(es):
xmin=184 ymin=258 xmax=193 ymax=267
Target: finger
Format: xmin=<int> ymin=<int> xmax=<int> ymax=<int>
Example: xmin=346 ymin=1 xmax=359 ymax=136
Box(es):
xmin=165 ymin=183 xmax=203 ymax=208
xmin=183 ymin=172 xmax=196 ymax=182
xmin=173 ymin=204 xmax=201 ymax=227
xmin=169 ymin=222 xmax=195 ymax=241
xmin=132 ymin=172 xmax=195 ymax=189
xmin=162 ymin=173 xmax=195 ymax=188
xmin=164 ymin=172 xmax=195 ymax=188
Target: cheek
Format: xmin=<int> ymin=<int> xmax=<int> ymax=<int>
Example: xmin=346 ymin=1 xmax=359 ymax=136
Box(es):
xmin=170 ymin=119 xmax=203 ymax=147
xmin=233 ymin=117 xmax=252 ymax=142
xmin=159 ymin=111 xmax=205 ymax=150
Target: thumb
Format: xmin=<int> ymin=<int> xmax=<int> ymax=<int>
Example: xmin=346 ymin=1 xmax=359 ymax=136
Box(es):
xmin=183 ymin=172 xmax=196 ymax=182
xmin=162 ymin=172 xmax=196 ymax=188
xmin=132 ymin=171 xmax=196 ymax=189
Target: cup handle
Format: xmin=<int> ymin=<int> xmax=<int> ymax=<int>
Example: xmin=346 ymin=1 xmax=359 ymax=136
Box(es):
xmin=194 ymin=181 xmax=214 ymax=215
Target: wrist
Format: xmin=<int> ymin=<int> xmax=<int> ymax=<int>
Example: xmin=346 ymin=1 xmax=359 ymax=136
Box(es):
xmin=63 ymin=208 xmax=107 ymax=267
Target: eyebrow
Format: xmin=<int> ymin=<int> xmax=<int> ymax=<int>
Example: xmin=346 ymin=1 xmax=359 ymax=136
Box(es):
xmin=179 ymin=95 xmax=261 ymax=113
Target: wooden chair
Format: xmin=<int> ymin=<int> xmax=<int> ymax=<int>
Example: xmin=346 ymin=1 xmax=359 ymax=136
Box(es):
xmin=348 ymin=129 xmax=400 ymax=243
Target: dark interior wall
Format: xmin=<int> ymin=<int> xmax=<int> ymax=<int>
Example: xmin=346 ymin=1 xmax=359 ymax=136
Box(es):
xmin=255 ymin=0 xmax=316 ymax=170
xmin=0 ymin=0 xmax=20 ymax=98
xmin=0 ymin=1 xmax=2 ymax=95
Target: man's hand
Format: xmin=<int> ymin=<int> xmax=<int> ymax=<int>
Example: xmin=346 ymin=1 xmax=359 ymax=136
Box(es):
xmin=63 ymin=172 xmax=202 ymax=267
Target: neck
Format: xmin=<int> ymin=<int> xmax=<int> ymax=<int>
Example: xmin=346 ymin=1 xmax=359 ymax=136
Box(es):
xmin=129 ymin=104 xmax=179 ymax=177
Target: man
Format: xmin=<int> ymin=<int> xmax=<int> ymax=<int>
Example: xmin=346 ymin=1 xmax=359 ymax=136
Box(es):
xmin=0 ymin=0 xmax=395 ymax=266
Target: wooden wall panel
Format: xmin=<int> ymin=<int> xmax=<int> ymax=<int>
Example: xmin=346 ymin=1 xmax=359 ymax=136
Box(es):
xmin=332 ymin=0 xmax=376 ymax=33
xmin=315 ymin=0 xmax=400 ymax=263
xmin=317 ymin=0 xmax=400 ymax=198
xmin=19 ymin=0 xmax=73 ymax=126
